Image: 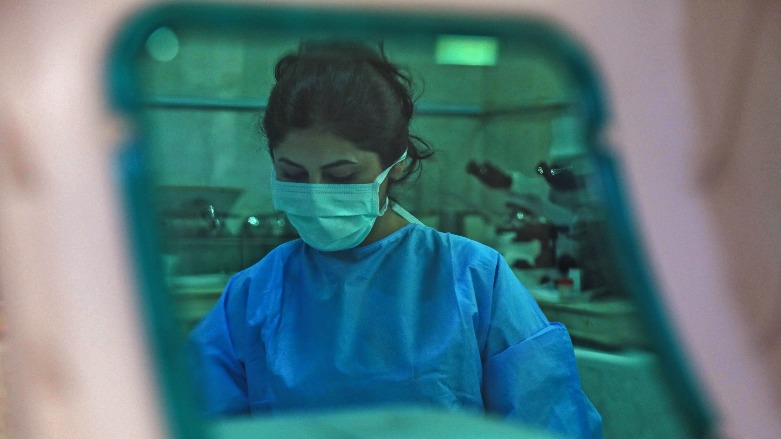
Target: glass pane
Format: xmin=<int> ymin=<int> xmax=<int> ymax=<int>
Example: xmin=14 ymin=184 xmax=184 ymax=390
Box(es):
xmin=110 ymin=5 xmax=711 ymax=439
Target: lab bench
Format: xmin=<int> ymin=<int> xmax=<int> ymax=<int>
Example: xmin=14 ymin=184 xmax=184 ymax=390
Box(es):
xmin=162 ymin=235 xmax=292 ymax=334
xmin=161 ymin=235 xmax=291 ymax=276
xmin=534 ymin=296 xmax=652 ymax=349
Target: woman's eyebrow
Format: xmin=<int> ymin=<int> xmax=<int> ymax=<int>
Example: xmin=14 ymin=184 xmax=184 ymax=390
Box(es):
xmin=277 ymin=158 xmax=304 ymax=168
xmin=277 ymin=158 xmax=358 ymax=170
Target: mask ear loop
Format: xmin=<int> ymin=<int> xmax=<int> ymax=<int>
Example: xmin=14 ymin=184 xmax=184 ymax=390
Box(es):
xmin=374 ymin=150 xmax=408 ymax=185
xmin=378 ymin=150 xmax=408 ymax=215
xmin=389 ymin=152 xmax=408 ymax=182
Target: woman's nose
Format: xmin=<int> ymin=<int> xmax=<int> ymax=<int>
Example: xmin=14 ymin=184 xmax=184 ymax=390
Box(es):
xmin=308 ymin=173 xmax=324 ymax=184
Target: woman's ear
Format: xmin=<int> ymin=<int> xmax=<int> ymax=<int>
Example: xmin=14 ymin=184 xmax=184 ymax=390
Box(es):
xmin=389 ymin=161 xmax=405 ymax=181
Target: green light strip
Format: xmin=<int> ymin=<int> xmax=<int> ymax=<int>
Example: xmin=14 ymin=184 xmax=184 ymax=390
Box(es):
xmin=435 ymin=35 xmax=498 ymax=66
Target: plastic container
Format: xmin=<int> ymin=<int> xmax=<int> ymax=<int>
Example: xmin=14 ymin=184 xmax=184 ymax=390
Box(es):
xmin=555 ymin=277 xmax=575 ymax=300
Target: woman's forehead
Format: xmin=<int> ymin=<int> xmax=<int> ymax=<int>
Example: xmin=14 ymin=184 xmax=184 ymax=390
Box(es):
xmin=274 ymin=129 xmax=380 ymax=166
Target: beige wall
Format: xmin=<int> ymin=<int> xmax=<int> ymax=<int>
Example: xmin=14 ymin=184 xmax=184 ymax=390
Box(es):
xmin=0 ymin=1 xmax=779 ymax=438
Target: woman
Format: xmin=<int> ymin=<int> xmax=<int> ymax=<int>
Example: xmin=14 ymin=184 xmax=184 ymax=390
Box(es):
xmin=187 ymin=40 xmax=602 ymax=439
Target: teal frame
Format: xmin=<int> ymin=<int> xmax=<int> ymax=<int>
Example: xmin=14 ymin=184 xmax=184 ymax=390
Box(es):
xmin=107 ymin=3 xmax=713 ymax=438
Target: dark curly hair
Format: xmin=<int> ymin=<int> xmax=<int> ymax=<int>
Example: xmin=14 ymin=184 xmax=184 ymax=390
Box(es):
xmin=260 ymin=40 xmax=433 ymax=184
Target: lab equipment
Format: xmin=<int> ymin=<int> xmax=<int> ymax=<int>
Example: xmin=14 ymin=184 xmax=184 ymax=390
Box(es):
xmin=466 ymin=160 xmax=513 ymax=189
xmin=536 ymin=161 xmax=585 ymax=192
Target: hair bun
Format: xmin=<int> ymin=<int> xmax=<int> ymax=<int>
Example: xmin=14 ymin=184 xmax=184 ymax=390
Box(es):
xmin=273 ymin=54 xmax=300 ymax=81
xmin=262 ymin=39 xmax=434 ymax=185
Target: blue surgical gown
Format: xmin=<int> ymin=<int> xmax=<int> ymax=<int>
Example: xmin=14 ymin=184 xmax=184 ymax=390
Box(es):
xmin=187 ymin=223 xmax=602 ymax=439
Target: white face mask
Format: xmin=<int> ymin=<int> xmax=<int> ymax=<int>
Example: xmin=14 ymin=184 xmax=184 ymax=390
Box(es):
xmin=271 ymin=151 xmax=407 ymax=251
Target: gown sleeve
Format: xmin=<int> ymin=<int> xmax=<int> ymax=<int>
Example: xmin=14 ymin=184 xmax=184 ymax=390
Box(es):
xmin=481 ymin=257 xmax=603 ymax=439
xmin=186 ymin=278 xmax=251 ymax=417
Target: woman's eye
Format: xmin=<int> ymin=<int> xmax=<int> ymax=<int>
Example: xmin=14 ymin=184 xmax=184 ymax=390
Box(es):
xmin=280 ymin=172 xmax=307 ymax=182
xmin=326 ymin=174 xmax=356 ymax=183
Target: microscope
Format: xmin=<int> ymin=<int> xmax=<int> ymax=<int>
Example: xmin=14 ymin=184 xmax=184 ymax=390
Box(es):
xmin=467 ymin=158 xmax=609 ymax=299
